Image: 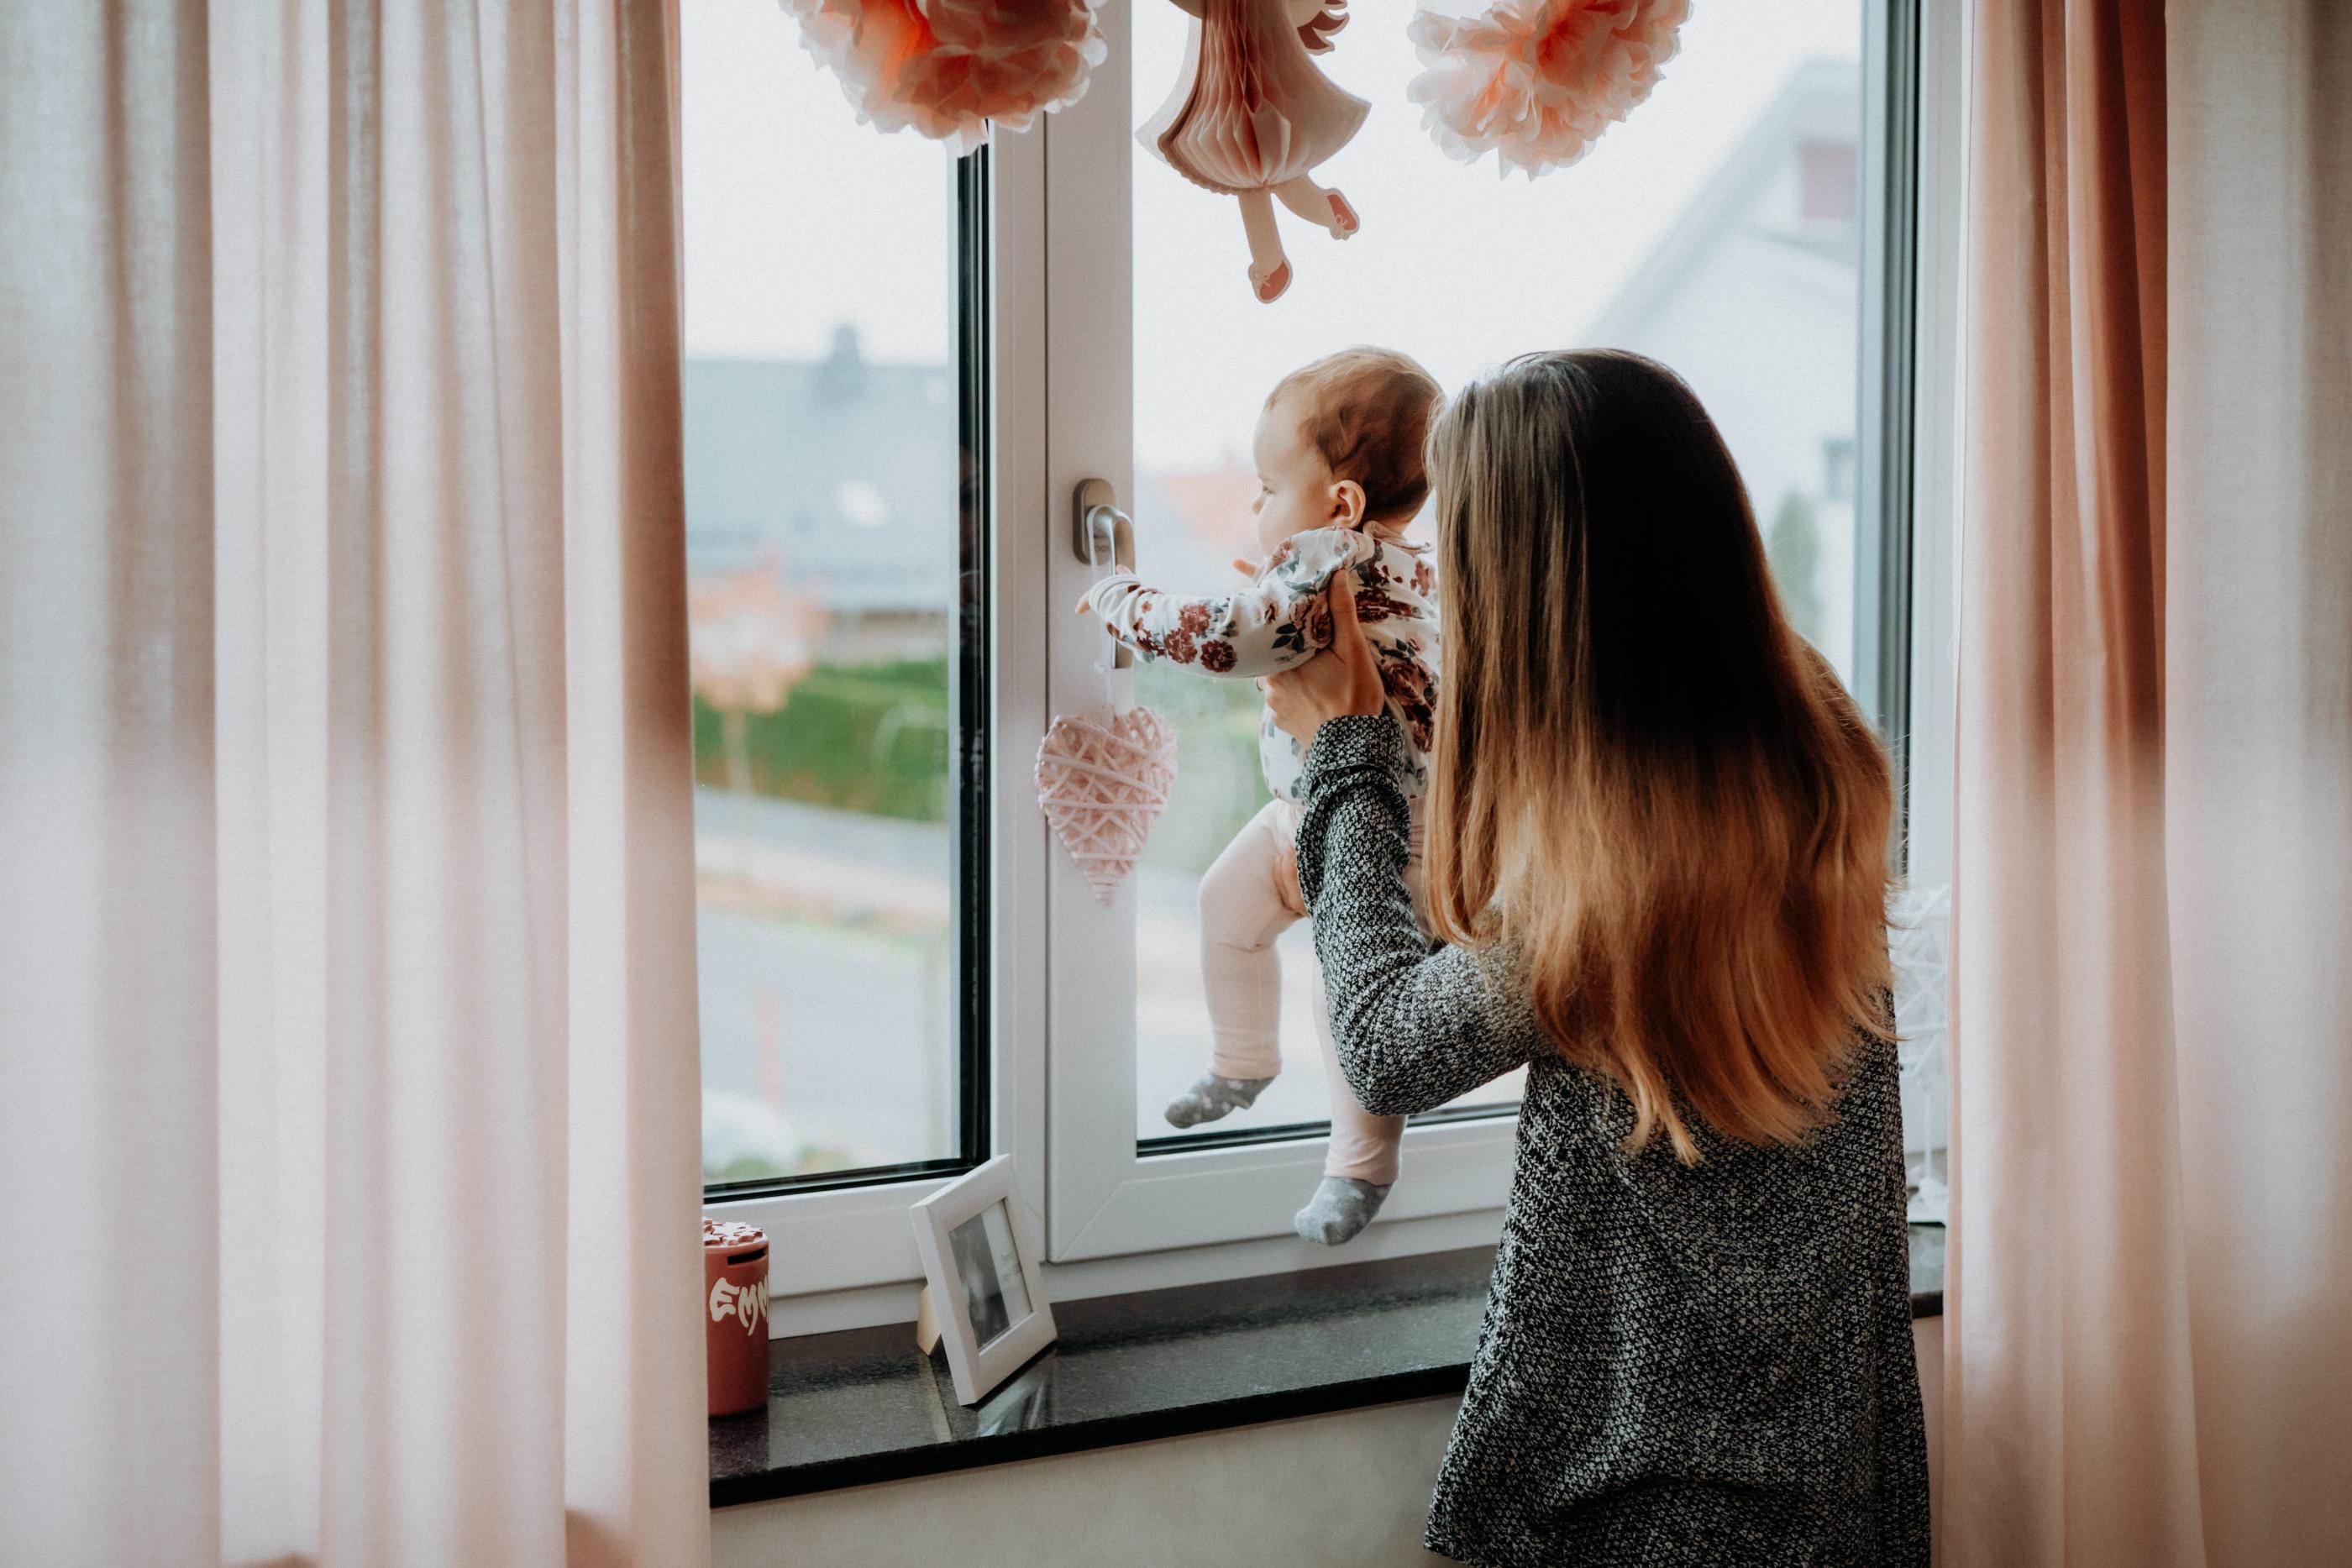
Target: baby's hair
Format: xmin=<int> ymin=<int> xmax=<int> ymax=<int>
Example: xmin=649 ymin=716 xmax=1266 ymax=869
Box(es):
xmin=1266 ymin=347 xmax=1443 ymax=528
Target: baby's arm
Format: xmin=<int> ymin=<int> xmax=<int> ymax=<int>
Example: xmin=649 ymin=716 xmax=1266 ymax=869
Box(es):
xmin=1085 ymin=530 xmax=1373 ymax=679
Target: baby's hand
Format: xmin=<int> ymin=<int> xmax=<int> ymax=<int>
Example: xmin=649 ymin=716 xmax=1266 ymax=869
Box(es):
xmin=1231 ymin=557 xmax=1259 ymax=579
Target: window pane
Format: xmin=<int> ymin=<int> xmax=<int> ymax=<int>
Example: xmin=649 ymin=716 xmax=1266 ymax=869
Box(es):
xmin=684 ymin=1 xmax=970 ymax=1185
xmin=1129 ymin=2 xmax=1864 ymax=1142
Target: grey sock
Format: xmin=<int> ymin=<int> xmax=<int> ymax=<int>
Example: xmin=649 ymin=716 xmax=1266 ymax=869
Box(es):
xmin=1294 ymin=1176 xmax=1393 ymax=1245
xmin=1163 ymin=1072 xmax=1273 ymax=1129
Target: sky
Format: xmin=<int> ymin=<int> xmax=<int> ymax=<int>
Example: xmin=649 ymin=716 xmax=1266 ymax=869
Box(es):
xmin=680 ymin=0 xmax=1861 ymax=473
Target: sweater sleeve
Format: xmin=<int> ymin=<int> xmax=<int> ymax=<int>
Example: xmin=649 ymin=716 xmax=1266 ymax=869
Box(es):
xmin=1294 ymin=715 xmax=1541 ymax=1114
xmin=1084 ymin=528 xmax=1375 ymax=679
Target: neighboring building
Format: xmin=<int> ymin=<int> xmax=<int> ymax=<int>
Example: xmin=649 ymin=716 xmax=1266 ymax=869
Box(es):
xmin=1583 ymin=58 xmax=1863 ymax=676
xmin=684 ymin=325 xmax=958 ymax=663
xmin=684 ymin=323 xmax=1266 ymax=663
xmin=689 ymin=60 xmax=1865 ymax=675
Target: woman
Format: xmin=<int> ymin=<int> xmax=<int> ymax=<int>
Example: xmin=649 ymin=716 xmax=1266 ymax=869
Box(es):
xmin=1264 ymin=350 xmax=1929 ymax=1565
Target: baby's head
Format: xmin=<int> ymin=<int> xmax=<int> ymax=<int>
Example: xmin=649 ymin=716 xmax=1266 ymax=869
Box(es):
xmin=1252 ymin=348 xmax=1442 ymax=557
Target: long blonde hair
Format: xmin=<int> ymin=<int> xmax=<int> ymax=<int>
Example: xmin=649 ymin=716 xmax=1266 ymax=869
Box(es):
xmin=1424 ymin=350 xmax=1893 ymax=1163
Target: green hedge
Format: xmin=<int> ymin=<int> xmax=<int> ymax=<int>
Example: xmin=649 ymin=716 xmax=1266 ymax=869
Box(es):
xmin=694 ymin=655 xmax=1277 ymax=874
xmin=694 ymin=658 xmax=951 ymax=822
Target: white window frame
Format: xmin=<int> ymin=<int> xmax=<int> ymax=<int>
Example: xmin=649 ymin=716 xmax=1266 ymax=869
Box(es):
xmin=705 ymin=125 xmax=1053 ymax=1303
xmin=1906 ymin=0 xmax=1965 ymax=901
xmin=1037 ymin=0 xmax=1522 ymax=1264
xmin=709 ymin=0 xmax=1967 ymax=1334
xmin=1895 ymin=0 xmax=1967 ymax=1209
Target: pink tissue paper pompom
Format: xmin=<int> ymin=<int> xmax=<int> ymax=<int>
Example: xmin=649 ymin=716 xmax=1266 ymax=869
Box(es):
xmin=783 ymin=0 xmax=1107 ymax=156
xmin=1406 ymin=0 xmax=1691 ymax=179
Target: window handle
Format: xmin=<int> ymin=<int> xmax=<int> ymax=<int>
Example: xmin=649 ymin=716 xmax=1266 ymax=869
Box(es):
xmin=1073 ymin=477 xmax=1133 ymax=569
xmin=1073 ymin=478 xmax=1137 ymax=669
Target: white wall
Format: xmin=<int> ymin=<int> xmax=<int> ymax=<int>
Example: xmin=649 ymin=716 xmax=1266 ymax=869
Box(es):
xmin=1916 ymin=1313 xmax=1945 ymax=1547
xmin=716 ymin=1319 xmax=1946 ymax=1567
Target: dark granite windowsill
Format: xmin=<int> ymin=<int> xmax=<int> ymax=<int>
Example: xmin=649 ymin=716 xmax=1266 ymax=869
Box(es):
xmin=710 ymin=1226 xmax=1944 ymax=1508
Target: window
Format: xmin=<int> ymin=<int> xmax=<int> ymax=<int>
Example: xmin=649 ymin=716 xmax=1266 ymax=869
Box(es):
xmin=1121 ymin=0 xmax=1876 ymax=1163
xmin=1803 ymin=141 xmax=1861 ymax=223
xmin=700 ymin=0 xmax=1948 ymax=1305
xmin=1824 ymin=436 xmax=1861 ymax=502
xmin=683 ymin=2 xmax=989 ymax=1195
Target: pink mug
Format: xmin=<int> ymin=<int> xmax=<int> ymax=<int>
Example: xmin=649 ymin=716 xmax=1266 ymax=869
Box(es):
xmin=705 ymin=1219 xmax=769 ymax=1417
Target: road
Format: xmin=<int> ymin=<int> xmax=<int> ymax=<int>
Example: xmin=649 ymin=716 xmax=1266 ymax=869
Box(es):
xmin=690 ymin=786 xmax=1519 ymax=1179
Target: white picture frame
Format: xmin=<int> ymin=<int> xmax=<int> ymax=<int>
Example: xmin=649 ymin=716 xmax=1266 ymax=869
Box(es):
xmin=910 ymin=1154 xmax=1057 ymax=1405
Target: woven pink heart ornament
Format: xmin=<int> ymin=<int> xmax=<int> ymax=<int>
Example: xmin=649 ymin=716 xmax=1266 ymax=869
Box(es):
xmin=1035 ymin=705 xmax=1177 ymax=903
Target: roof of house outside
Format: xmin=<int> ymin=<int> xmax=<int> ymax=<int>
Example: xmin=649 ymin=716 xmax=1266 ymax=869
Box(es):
xmin=684 ymin=326 xmax=959 ymax=614
xmin=684 ymin=333 xmax=1284 ymax=616
xmin=682 ymin=62 xmax=1859 ymax=623
xmin=1584 ymin=58 xmax=1861 ymax=349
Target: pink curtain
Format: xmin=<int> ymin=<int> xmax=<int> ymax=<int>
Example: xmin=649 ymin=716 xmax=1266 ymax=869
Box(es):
xmin=1948 ymin=3 xmax=2352 ymax=1564
xmin=0 ymin=3 xmax=708 ymax=1564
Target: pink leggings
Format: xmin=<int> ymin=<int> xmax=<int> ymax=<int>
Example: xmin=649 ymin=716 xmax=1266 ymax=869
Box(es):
xmin=1198 ymin=798 xmax=1426 ymax=1185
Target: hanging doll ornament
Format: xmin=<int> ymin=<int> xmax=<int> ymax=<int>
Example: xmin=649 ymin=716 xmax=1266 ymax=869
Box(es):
xmin=783 ymin=0 xmax=1107 ymax=155
xmin=1139 ymin=0 xmax=1370 ymax=303
xmin=1406 ymin=0 xmax=1690 ymax=178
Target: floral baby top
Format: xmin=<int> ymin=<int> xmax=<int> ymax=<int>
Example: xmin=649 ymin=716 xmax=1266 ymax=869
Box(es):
xmin=1085 ymin=526 xmax=1439 ymax=803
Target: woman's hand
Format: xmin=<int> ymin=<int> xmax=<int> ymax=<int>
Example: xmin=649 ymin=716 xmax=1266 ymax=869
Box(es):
xmin=1264 ymin=571 xmax=1386 ymax=742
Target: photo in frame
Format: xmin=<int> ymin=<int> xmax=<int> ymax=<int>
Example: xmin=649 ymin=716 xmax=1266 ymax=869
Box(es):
xmin=910 ymin=1154 xmax=1058 ymax=1405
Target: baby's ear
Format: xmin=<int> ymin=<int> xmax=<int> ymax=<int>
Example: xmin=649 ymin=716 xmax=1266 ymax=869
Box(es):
xmin=1330 ymin=478 xmax=1368 ymax=530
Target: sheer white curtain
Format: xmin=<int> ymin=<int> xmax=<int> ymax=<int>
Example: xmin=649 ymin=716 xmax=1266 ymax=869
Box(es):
xmin=1947 ymin=3 xmax=2351 ymax=1564
xmin=0 ymin=4 xmax=707 ymax=1564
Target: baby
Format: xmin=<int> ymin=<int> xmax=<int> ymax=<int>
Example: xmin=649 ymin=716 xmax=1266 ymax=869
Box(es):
xmin=1084 ymin=348 xmax=1442 ymax=1245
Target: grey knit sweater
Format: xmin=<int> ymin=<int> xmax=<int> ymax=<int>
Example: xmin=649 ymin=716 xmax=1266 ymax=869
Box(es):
xmin=1295 ymin=715 xmax=1930 ymax=1567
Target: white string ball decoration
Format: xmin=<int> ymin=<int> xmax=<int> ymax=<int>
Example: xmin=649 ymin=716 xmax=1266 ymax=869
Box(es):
xmin=782 ymin=0 xmax=1107 ymax=156
xmin=1034 ymin=706 xmax=1177 ymax=904
xmin=1406 ymin=0 xmax=1692 ymax=179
